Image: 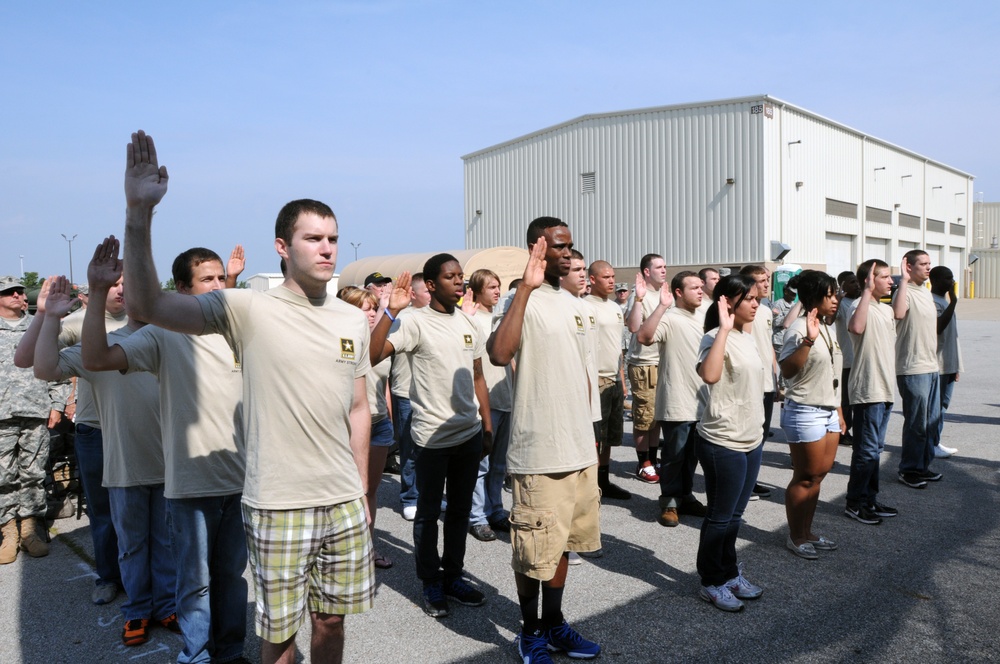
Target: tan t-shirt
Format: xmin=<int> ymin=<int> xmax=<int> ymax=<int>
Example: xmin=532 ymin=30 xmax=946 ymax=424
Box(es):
xmin=118 ymin=327 xmax=245 ymax=499
xmin=474 ymin=309 xmax=511 ymax=412
xmin=386 ymin=306 xmax=484 ymax=449
xmin=749 ymin=304 xmax=776 ymax=393
xmin=847 ymin=299 xmax=896 ymax=405
xmin=835 ymin=297 xmax=857 ymax=369
xmin=584 ymin=295 xmax=625 ymax=380
xmin=366 ymin=358 xmax=391 ymax=423
xmin=576 ymin=293 xmax=601 ymax=423
xmin=933 ymin=294 xmax=964 ymax=375
xmin=198 ymin=286 xmax=370 ymax=510
xmin=57 ymin=327 xmax=164 ymax=487
xmin=696 ymin=329 xmax=764 ymax=452
xmin=652 ymin=306 xmax=706 ymax=422
xmin=59 ymin=308 xmax=128 ymax=428
xmin=389 ymin=307 xmax=416 ymax=400
xmin=696 ymin=298 xmax=711 ymax=324
xmin=779 ymin=318 xmax=844 ymax=408
xmin=508 ymin=283 xmax=596 ymax=474
xmin=893 ymin=285 xmax=938 ymax=376
xmin=625 ymin=288 xmax=661 ymax=366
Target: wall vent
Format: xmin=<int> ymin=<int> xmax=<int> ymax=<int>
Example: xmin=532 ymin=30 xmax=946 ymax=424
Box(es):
xmin=580 ymin=172 xmax=596 ymax=194
xmin=865 ymin=206 xmax=892 ymax=224
xmin=899 ymin=213 xmax=921 ymax=229
xmin=825 ymin=198 xmax=858 ymax=219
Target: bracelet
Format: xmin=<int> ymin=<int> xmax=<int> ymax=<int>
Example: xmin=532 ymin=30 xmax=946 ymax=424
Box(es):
xmin=801 ymin=337 xmax=815 ymax=347
xmin=383 ymin=310 xmax=396 ymax=322
xmin=635 ymin=297 xmax=643 ymax=302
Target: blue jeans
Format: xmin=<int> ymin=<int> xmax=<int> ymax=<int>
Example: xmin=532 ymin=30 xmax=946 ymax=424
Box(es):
xmin=696 ymin=440 xmax=762 ymax=587
xmin=108 ymin=484 xmax=176 ymax=621
xmin=413 ymin=430 xmax=482 ymax=583
xmin=657 ymin=421 xmax=699 ymax=509
xmin=938 ymin=373 xmax=957 ymax=440
xmin=470 ymin=410 xmax=510 ymax=527
xmin=392 ymin=396 xmax=418 ymax=509
xmin=847 ymin=402 xmax=892 ymax=508
xmin=74 ymin=424 xmax=121 ymax=589
xmin=896 ymin=373 xmax=941 ymax=473
xmin=166 ymin=494 xmax=248 ymax=664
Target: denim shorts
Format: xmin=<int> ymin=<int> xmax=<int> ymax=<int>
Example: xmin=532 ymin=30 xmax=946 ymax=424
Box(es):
xmin=371 ymin=417 xmax=394 ymax=447
xmin=780 ymin=399 xmax=840 ymax=443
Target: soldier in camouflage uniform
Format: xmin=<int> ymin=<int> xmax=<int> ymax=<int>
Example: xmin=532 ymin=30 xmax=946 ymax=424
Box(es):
xmin=0 ymin=276 xmax=53 ymax=563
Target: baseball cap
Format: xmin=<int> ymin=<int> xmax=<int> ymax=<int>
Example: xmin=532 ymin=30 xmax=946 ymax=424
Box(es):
xmin=615 ymin=283 xmax=629 ymax=292
xmin=364 ymin=272 xmax=392 ymax=287
xmin=0 ymin=276 xmax=25 ymax=293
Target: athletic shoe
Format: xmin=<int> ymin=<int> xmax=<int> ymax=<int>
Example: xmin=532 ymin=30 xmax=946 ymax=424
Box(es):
xmin=807 ymin=535 xmax=838 ymax=551
xmin=658 ymin=507 xmax=679 ymax=527
xmin=917 ymin=469 xmax=943 ymax=482
xmin=445 ymin=578 xmax=486 ymax=606
xmin=422 ymin=582 xmax=449 ymax=618
xmin=699 ymin=584 xmax=744 ymax=612
xmin=725 ymin=562 xmax=763 ymax=600
xmin=545 ymin=620 xmax=601 ymax=658
xmin=678 ymin=499 xmax=708 ymax=517
xmin=844 ymin=504 xmax=883 ymax=525
xmin=786 ymin=536 xmax=818 ymax=560
xmin=489 ymin=515 xmax=511 ymax=532
xmin=516 ymin=629 xmax=554 ymax=664
xmin=598 ymin=480 xmax=632 ymax=500
xmin=122 ymin=618 xmax=150 ymax=647
xmin=636 ymin=463 xmax=659 ymax=483
xmin=566 ymin=551 xmax=583 ymax=566
xmin=578 ymin=548 xmax=604 ymax=559
xmin=752 ymin=484 xmax=771 ymax=499
xmin=91 ymin=582 xmax=118 ymax=606
xmin=868 ymin=500 xmax=898 ymax=518
xmin=402 ymin=505 xmax=417 ymax=521
xmin=933 ymin=445 xmax=956 ymax=459
xmin=158 ymin=613 xmax=182 ymax=634
xmin=897 ymin=472 xmax=928 ymax=489
xmin=469 ymin=524 xmax=497 ymax=542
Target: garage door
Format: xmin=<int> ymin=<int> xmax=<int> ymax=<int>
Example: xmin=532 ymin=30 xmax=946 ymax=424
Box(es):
xmin=864 ymin=237 xmax=888 ymax=263
xmin=825 ymin=233 xmax=855 ymax=277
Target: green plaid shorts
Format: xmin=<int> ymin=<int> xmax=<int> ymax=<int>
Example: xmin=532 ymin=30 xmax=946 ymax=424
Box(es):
xmin=242 ymin=498 xmax=374 ymax=643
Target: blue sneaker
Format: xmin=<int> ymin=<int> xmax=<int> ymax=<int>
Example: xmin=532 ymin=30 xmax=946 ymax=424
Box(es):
xmin=516 ymin=629 xmax=554 ymax=664
xmin=445 ymin=577 xmax=486 ymax=606
xmin=545 ymin=620 xmax=601 ymax=659
xmin=421 ymin=582 xmax=449 ymax=618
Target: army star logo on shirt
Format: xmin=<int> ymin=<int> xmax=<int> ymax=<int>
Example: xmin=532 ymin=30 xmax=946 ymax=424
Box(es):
xmin=340 ymin=338 xmax=356 ymax=360
xmin=463 ymin=334 xmax=473 ymax=348
xmin=575 ymin=315 xmax=584 ymax=332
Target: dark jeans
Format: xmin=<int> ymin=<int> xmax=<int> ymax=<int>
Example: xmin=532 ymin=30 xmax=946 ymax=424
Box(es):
xmin=75 ymin=423 xmax=121 ymax=588
xmin=841 ymin=368 xmax=853 ymax=435
xmin=658 ymin=421 xmax=699 ymax=509
xmin=762 ymin=392 xmax=775 ymax=438
xmin=392 ymin=396 xmax=418 ymax=508
xmin=938 ymin=373 xmax=957 ymax=439
xmin=696 ymin=439 xmax=762 ymax=587
xmin=896 ymin=373 xmax=941 ymax=474
xmin=413 ymin=429 xmax=482 ymax=584
xmin=846 ymin=402 xmax=891 ymax=508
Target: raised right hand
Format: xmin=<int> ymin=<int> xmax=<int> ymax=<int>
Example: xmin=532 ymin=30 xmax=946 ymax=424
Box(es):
xmin=35 ymin=276 xmax=57 ymax=314
xmin=87 ymin=236 xmax=123 ymax=291
xmin=634 ymin=272 xmax=647 ymax=300
xmin=44 ymin=276 xmax=79 ymax=319
xmin=125 ymin=130 xmax=169 ymax=209
xmin=718 ymin=295 xmax=734 ymax=331
xmin=388 ymin=272 xmax=412 ymax=312
xmin=522 ymin=237 xmax=547 ymax=289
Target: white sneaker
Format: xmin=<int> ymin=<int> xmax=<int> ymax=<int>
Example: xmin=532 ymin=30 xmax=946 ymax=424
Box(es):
xmin=567 ymin=551 xmax=583 ymax=566
xmin=402 ymin=505 xmax=417 ymax=521
xmin=934 ymin=445 xmax=957 ymax=458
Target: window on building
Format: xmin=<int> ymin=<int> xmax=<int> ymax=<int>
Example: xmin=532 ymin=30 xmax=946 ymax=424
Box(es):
xmin=899 ymin=213 xmax=921 ymax=229
xmin=865 ymin=206 xmax=891 ymax=224
xmin=825 ymin=198 xmax=858 ymax=219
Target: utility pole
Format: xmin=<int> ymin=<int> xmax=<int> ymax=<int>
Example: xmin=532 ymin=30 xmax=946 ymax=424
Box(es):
xmin=61 ymin=234 xmax=78 ymax=284
xmin=19 ymin=255 xmax=24 ymax=278
xmin=350 ymin=242 xmax=362 ymax=262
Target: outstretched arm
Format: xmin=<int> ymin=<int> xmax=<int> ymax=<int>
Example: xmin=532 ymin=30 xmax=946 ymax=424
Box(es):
xmin=849 ymin=270 xmax=876 ymax=336
xmin=225 ymin=244 xmax=245 ymax=289
xmin=937 ymin=282 xmax=958 ymax=334
xmin=123 ymin=130 xmax=206 ymax=334
xmin=369 ymin=272 xmax=411 ymax=366
xmin=488 ymin=239 xmax=546 ymax=366
xmin=892 ymin=257 xmax=910 ymax=320
xmin=698 ymin=296 xmax=733 ymax=385
xmin=13 ymin=276 xmax=56 ymax=368
xmin=636 ymin=284 xmax=674 ymax=345
xmin=34 ymin=277 xmax=78 ymax=381
xmin=81 ymin=238 xmax=129 ymax=372
xmin=625 ymin=273 xmax=647 ymax=333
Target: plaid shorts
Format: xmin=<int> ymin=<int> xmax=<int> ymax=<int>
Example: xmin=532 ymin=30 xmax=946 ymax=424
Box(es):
xmin=242 ymin=498 xmax=374 ymax=643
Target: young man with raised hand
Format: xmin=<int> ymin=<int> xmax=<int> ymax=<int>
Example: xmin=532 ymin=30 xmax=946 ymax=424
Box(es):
xmin=81 ymin=240 xmax=248 ymax=664
xmin=120 ymin=130 xmax=372 ymax=664
xmin=489 ymin=217 xmax=601 ymax=664
xmin=637 ymin=271 xmax=709 ymax=527
xmin=929 ymin=266 xmax=962 ymax=458
xmin=844 ymin=259 xmax=898 ymax=524
xmin=625 ymin=253 xmax=667 ymax=483
xmin=892 ymin=250 xmax=943 ymax=489
xmin=739 ymin=265 xmax=777 ymax=500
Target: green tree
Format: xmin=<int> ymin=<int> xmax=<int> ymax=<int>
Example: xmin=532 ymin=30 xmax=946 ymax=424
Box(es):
xmin=21 ymin=272 xmax=41 ymax=290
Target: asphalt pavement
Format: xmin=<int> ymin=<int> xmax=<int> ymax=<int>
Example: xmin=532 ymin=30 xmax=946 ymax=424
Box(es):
xmin=3 ymin=310 xmax=999 ymax=664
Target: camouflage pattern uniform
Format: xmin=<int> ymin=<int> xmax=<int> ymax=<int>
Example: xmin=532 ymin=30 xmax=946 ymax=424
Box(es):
xmin=0 ymin=314 xmax=51 ymax=526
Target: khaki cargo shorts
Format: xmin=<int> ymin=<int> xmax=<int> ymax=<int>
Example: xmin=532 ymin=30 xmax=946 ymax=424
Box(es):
xmin=627 ymin=364 xmax=658 ymax=431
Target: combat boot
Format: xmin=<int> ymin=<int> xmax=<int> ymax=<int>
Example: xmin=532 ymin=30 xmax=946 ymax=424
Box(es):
xmin=19 ymin=517 xmax=49 ymax=558
xmin=0 ymin=519 xmax=19 ymax=564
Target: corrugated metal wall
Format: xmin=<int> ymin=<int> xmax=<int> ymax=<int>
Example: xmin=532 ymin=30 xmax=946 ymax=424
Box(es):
xmin=972 ymin=202 xmax=1000 ymax=248
xmin=971 ymin=248 xmax=1000 ymax=298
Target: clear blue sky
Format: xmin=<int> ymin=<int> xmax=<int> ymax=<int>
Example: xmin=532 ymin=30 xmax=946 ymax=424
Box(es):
xmin=2 ymin=1 xmax=996 ymax=282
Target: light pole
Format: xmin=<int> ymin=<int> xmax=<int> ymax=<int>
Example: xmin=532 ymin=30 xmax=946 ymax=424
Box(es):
xmin=19 ymin=255 xmax=24 ymax=278
xmin=350 ymin=242 xmax=362 ymax=262
xmin=61 ymin=234 xmax=77 ymax=284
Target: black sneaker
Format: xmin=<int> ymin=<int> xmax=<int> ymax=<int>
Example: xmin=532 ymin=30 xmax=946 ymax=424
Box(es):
xmin=868 ymin=501 xmax=898 ymax=518
xmin=917 ymin=469 xmax=942 ymax=482
xmin=444 ymin=578 xmax=486 ymax=607
xmin=751 ymin=484 xmax=771 ymax=499
xmin=898 ymin=472 xmax=928 ymax=489
xmin=598 ymin=480 xmax=632 ymax=501
xmin=844 ymin=504 xmax=883 ymax=525
xmin=422 ymin=582 xmax=449 ymax=618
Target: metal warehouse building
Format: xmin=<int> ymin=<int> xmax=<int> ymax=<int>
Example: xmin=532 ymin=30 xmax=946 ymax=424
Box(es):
xmin=462 ymin=95 xmax=975 ymax=290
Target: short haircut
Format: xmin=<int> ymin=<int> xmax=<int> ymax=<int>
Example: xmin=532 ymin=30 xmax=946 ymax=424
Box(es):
xmin=704 ymin=274 xmax=756 ymax=333
xmin=837 ymin=271 xmax=855 ymax=286
xmin=671 ymin=270 xmax=699 ymax=296
xmin=423 ymin=253 xmax=460 ymax=283
xmin=795 ymin=270 xmax=838 ymax=310
xmin=411 ymin=271 xmax=424 ymax=283
xmin=588 ymin=260 xmax=612 ymax=277
xmin=570 ymin=249 xmax=584 ymax=261
xmin=275 ymin=199 xmax=336 ymax=244
xmin=856 ymin=259 xmax=889 ymax=284
xmin=903 ymin=249 xmax=928 ymax=265
xmin=469 ymin=268 xmax=500 ymax=299
xmin=337 ymin=286 xmax=378 ymax=310
xmin=698 ymin=267 xmax=720 ymax=282
xmin=639 ymin=253 xmax=663 ymax=274
xmin=739 ymin=264 xmax=767 ymax=278
xmin=171 ymin=247 xmax=223 ymax=287
xmin=509 ymin=278 xmax=523 ymax=290
xmin=929 ymin=265 xmax=953 ymax=284
xmin=526 ymin=216 xmax=567 ymax=247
